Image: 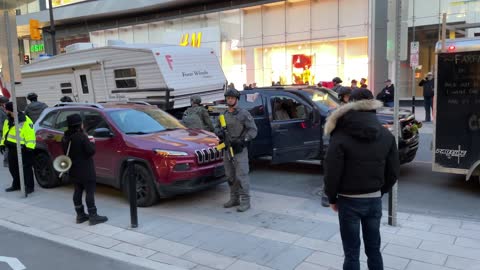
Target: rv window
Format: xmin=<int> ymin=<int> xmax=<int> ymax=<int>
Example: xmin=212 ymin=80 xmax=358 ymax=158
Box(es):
xmin=60 ymin=82 xmax=73 ymax=94
xmin=80 ymin=75 xmax=89 ymax=94
xmin=114 ymin=68 xmax=137 ymax=89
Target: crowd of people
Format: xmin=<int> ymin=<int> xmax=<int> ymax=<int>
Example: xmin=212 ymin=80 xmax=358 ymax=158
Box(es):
xmin=0 ymin=72 xmax=435 ymax=267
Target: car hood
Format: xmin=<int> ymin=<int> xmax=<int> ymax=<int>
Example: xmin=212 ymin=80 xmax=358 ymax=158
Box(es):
xmin=124 ymin=128 xmax=219 ymax=153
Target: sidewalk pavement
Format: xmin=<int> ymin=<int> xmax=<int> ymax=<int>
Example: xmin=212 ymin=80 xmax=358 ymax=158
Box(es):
xmin=1 ymin=167 xmax=479 ymax=270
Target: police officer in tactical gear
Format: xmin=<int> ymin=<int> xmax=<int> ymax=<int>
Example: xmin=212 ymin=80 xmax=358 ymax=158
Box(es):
xmin=0 ymin=102 xmax=36 ymax=194
xmin=25 ymin=92 xmax=48 ymax=123
xmin=181 ymin=95 xmax=214 ymax=132
xmin=337 ymin=87 xmax=352 ymax=105
xmin=220 ymin=89 xmax=257 ymax=212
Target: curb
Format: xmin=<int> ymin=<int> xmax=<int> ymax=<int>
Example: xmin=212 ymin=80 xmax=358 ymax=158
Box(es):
xmin=0 ymin=219 xmax=186 ymax=270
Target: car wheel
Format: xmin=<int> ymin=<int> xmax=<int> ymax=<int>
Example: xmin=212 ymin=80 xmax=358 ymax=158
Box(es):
xmin=34 ymin=151 xmax=61 ymax=188
xmin=122 ymin=163 xmax=159 ymax=207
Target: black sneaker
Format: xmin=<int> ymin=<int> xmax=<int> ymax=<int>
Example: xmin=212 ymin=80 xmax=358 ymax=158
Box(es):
xmin=321 ymin=195 xmax=330 ymax=207
xmin=5 ymin=187 xmax=20 ymax=192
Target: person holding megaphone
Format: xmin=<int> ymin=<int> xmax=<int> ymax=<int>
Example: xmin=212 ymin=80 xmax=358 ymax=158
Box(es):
xmin=62 ymin=114 xmax=107 ymax=225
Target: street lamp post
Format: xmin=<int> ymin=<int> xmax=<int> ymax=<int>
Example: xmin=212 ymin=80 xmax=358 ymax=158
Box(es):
xmin=48 ymin=0 xmax=57 ymax=55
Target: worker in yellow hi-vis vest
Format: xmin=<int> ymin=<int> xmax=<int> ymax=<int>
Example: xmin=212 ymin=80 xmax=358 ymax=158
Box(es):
xmin=0 ymin=102 xmax=36 ymax=194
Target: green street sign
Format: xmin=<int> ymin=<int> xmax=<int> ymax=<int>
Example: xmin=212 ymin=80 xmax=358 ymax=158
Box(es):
xmin=30 ymin=43 xmax=45 ymax=53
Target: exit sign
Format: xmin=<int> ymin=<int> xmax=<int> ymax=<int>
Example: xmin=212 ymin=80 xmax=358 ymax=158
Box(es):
xmin=30 ymin=44 xmax=45 ymax=53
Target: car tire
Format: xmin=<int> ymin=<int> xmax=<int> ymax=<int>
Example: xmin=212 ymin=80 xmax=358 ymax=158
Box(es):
xmin=34 ymin=151 xmax=61 ymax=188
xmin=122 ymin=163 xmax=159 ymax=207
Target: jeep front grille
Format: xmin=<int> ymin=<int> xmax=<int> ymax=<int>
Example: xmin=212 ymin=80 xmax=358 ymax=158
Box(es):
xmin=195 ymin=147 xmax=223 ymax=164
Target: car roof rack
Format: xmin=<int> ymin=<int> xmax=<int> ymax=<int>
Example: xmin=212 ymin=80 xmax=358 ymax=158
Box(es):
xmin=97 ymin=101 xmax=151 ymax=106
xmin=53 ymin=102 xmax=104 ymax=109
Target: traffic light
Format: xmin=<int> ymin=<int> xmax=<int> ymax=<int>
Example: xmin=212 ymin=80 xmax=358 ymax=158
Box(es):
xmin=29 ymin=19 xmax=41 ymax=40
xmin=24 ymin=55 xmax=30 ymax=64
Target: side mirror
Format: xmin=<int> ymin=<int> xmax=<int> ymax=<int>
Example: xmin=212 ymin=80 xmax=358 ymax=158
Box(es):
xmin=93 ymin=128 xmax=113 ymax=138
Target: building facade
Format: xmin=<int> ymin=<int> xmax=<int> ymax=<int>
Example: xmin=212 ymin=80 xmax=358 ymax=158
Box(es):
xmin=14 ymin=0 xmax=480 ymax=98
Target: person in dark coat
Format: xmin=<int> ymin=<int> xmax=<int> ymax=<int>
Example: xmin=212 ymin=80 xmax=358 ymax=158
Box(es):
xmin=418 ymin=72 xmax=434 ymax=122
xmin=376 ymin=79 xmax=395 ymax=107
xmin=62 ymin=114 xmax=107 ymax=225
xmin=24 ymin=92 xmax=48 ymax=123
xmin=323 ymin=88 xmax=400 ymax=270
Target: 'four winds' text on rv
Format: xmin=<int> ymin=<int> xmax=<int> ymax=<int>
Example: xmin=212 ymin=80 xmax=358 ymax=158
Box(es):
xmin=182 ymin=70 xmax=209 ymax=77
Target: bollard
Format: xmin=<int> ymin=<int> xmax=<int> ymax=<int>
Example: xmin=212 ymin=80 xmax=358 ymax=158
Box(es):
xmin=127 ymin=159 xmax=138 ymax=228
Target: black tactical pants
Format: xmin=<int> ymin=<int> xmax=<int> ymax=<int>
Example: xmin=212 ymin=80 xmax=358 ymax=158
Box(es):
xmin=7 ymin=145 xmax=35 ymax=191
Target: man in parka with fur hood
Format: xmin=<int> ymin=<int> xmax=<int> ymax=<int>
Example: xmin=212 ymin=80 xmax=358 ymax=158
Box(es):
xmin=323 ymin=88 xmax=399 ymax=270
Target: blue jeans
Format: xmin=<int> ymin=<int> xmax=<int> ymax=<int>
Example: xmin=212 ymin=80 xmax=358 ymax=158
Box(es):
xmin=424 ymin=97 xmax=433 ymax=121
xmin=338 ymin=196 xmax=383 ymax=270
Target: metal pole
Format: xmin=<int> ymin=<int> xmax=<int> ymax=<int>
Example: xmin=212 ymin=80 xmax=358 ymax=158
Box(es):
xmin=127 ymin=159 xmax=138 ymax=228
xmin=411 ymin=0 xmax=416 ymax=115
xmin=441 ymin=13 xmax=447 ymax=53
xmin=48 ymin=0 xmax=57 ymax=55
xmin=389 ymin=0 xmax=402 ymax=227
xmin=4 ymin=10 xmax=26 ymax=197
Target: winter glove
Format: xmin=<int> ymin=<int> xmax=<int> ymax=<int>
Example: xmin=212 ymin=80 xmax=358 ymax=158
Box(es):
xmin=0 ymin=145 xmax=5 ymax=155
xmin=217 ymin=133 xmax=224 ymax=141
xmin=231 ymin=139 xmax=245 ymax=154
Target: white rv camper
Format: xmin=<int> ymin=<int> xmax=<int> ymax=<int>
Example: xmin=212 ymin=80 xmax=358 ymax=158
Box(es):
xmin=17 ymin=43 xmax=227 ymax=114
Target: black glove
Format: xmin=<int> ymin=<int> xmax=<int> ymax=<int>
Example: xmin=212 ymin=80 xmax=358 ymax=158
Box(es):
xmin=215 ymin=130 xmax=224 ymax=141
xmin=231 ymin=139 xmax=245 ymax=154
xmin=0 ymin=145 xmax=5 ymax=155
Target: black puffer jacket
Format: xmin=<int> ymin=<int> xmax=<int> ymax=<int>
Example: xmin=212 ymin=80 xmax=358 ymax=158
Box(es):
xmin=323 ymin=99 xmax=400 ymax=204
xmin=62 ymin=129 xmax=96 ymax=183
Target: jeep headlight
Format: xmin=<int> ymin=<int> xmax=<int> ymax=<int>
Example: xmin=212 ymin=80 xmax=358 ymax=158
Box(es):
xmin=153 ymin=149 xmax=189 ymax=157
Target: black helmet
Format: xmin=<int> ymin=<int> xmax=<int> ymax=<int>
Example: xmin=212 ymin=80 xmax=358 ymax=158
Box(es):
xmin=224 ymin=88 xmax=240 ymax=99
xmin=332 ymin=77 xmax=343 ymax=84
xmin=338 ymin=87 xmax=352 ymax=97
xmin=60 ymin=96 xmax=73 ymax=102
xmin=0 ymin=96 xmax=8 ymax=104
xmin=190 ymin=95 xmax=202 ymax=105
xmin=27 ymin=92 xmax=38 ymax=101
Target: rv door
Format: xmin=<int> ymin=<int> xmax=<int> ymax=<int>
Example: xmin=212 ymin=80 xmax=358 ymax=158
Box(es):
xmin=74 ymin=69 xmax=95 ymax=103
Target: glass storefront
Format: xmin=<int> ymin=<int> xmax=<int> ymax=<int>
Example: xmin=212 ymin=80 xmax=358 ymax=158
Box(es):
xmin=89 ymin=0 xmax=370 ymax=89
xmin=402 ymin=0 xmax=480 ymax=98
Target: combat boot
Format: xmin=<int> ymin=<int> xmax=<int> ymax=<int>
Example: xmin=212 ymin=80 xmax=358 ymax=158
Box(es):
xmin=236 ymin=196 xmax=250 ymax=212
xmin=88 ymin=207 xmax=108 ymax=226
xmin=75 ymin=205 xmax=89 ymax=224
xmin=223 ymin=195 xmax=240 ymax=208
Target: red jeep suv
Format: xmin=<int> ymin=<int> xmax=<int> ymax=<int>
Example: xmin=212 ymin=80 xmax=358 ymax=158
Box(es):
xmin=33 ymin=102 xmax=226 ymax=206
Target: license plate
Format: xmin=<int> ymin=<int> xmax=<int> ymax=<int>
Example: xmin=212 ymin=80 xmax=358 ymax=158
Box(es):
xmin=214 ymin=165 xmax=225 ymax=177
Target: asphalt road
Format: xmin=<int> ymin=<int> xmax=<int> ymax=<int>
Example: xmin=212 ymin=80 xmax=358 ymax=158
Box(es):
xmin=249 ymin=132 xmax=480 ymax=221
xmin=0 ymin=226 xmax=149 ymax=270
